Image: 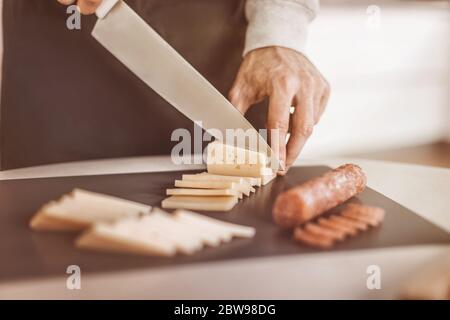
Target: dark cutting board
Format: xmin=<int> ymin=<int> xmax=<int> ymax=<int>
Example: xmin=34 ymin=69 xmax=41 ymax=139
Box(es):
xmin=0 ymin=166 xmax=449 ymax=282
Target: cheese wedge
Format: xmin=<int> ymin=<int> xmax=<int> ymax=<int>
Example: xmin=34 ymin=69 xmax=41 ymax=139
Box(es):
xmin=151 ymin=208 xmax=221 ymax=247
xmin=161 ymin=195 xmax=238 ymax=212
xmin=173 ymin=213 xmax=232 ymax=242
xmin=175 ymin=210 xmax=256 ymax=238
xmin=139 ymin=215 xmax=202 ymax=254
xmin=76 ymin=220 xmax=176 ymax=257
xmin=30 ymin=189 xmax=151 ymax=231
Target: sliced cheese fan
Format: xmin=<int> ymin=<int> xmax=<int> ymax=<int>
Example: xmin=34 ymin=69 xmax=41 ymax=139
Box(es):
xmin=76 ymin=208 xmax=255 ymax=257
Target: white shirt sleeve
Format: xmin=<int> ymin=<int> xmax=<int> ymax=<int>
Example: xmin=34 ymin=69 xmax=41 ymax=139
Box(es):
xmin=244 ymin=0 xmax=319 ymax=56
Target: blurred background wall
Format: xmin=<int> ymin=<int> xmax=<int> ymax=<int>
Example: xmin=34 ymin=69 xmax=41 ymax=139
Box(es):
xmin=302 ymin=0 xmax=449 ymax=167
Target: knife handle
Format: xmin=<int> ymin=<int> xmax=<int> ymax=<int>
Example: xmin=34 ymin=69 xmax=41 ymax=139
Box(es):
xmin=96 ymin=0 xmax=120 ymax=19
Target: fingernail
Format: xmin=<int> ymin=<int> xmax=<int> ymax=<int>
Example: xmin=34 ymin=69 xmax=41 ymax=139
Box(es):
xmin=279 ymin=160 xmax=286 ymax=171
xmin=277 ymin=170 xmax=287 ymax=176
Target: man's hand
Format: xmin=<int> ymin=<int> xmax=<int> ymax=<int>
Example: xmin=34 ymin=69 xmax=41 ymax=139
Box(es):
xmin=58 ymin=0 xmax=102 ymax=15
xmin=229 ymin=46 xmax=330 ymax=175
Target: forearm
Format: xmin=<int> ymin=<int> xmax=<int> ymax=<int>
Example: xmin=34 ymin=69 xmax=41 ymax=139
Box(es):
xmin=244 ymin=0 xmax=319 ymax=56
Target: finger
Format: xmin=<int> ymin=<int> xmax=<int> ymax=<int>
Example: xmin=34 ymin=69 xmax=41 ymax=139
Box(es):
xmin=228 ymin=84 xmax=254 ymax=115
xmin=266 ymin=90 xmax=295 ymax=175
xmin=313 ymin=81 xmax=324 ymax=124
xmin=77 ymin=0 xmax=102 ymax=15
xmin=318 ymin=80 xmax=331 ymax=120
xmin=58 ymin=0 xmax=76 ymax=5
xmin=286 ymin=87 xmax=315 ymax=168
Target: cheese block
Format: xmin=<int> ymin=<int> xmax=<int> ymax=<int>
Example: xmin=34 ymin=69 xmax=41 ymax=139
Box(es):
xmin=206 ymin=141 xmax=269 ymax=178
xmin=161 ymin=195 xmax=238 ymax=212
xmin=175 ymin=210 xmax=256 ymax=238
xmin=260 ymin=167 xmax=275 ymax=176
xmin=76 ymin=219 xmax=176 ymax=257
xmin=30 ymin=189 xmax=151 ymax=231
xmin=206 ymin=140 xmax=269 ymax=166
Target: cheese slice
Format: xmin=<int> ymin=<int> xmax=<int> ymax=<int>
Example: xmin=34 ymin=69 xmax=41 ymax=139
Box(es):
xmin=167 ymin=188 xmax=240 ymax=198
xmin=30 ymin=189 xmax=151 ymax=231
xmin=182 ymin=174 xmax=256 ymax=194
xmin=161 ymin=195 xmax=238 ymax=212
xmin=196 ymin=172 xmax=261 ymax=187
xmin=174 ymin=180 xmax=235 ymax=190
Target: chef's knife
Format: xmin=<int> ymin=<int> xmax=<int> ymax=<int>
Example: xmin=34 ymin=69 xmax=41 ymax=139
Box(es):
xmin=92 ymin=0 xmax=280 ymax=170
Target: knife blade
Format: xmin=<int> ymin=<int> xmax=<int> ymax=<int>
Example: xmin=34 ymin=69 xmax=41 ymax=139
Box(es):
xmin=91 ymin=0 xmax=279 ymax=170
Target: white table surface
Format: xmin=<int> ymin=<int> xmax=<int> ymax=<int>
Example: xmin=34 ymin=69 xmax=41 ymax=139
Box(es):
xmin=0 ymin=156 xmax=448 ymax=299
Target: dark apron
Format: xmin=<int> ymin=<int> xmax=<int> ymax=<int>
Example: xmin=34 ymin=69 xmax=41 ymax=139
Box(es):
xmin=1 ymin=0 xmax=266 ymax=170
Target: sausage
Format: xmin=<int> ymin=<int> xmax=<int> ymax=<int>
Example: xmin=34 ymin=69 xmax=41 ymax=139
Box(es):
xmin=273 ymin=164 xmax=367 ymax=228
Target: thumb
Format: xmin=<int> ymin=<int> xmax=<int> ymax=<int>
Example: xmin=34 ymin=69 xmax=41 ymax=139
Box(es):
xmin=58 ymin=0 xmax=76 ymax=4
xmin=77 ymin=0 xmax=102 ymax=15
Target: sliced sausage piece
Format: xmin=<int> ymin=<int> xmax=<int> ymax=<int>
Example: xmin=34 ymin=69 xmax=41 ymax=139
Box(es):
xmin=318 ymin=217 xmax=358 ymax=236
xmin=273 ymin=164 xmax=367 ymax=228
xmin=304 ymin=222 xmax=346 ymax=241
xmin=329 ymin=215 xmax=369 ymax=231
xmin=341 ymin=204 xmax=385 ymax=227
xmin=293 ymin=228 xmax=334 ymax=249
